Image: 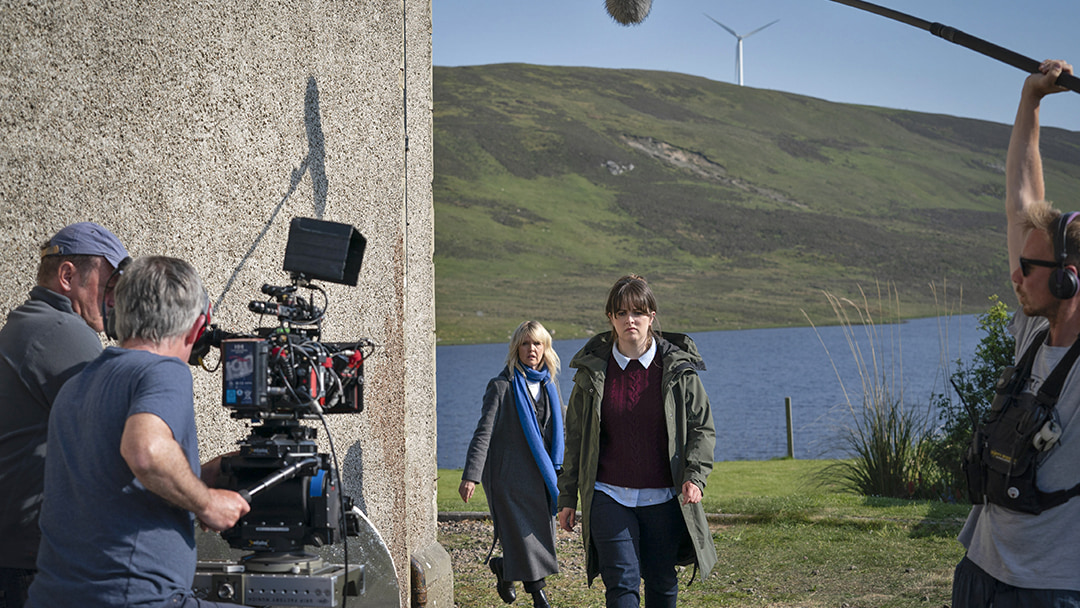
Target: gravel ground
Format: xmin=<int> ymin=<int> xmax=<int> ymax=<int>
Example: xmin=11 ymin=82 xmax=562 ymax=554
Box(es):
xmin=438 ymin=515 xmax=603 ymax=607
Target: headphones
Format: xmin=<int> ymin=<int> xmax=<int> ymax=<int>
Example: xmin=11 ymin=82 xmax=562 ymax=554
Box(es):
xmin=1050 ymin=212 xmax=1080 ymax=300
xmin=186 ymin=292 xmax=216 ymax=367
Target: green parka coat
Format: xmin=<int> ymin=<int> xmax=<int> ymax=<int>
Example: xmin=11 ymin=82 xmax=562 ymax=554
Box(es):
xmin=557 ymin=331 xmax=718 ymax=584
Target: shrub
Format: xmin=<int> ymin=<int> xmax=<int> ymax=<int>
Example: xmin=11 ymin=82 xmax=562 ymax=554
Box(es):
xmin=928 ymin=296 xmax=1014 ymax=502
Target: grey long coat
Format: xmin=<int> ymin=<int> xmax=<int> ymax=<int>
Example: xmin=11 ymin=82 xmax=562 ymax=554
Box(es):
xmin=462 ymin=366 xmax=561 ymax=582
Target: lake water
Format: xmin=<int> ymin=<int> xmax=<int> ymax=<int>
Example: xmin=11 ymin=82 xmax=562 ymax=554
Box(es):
xmin=436 ymin=315 xmax=983 ymax=468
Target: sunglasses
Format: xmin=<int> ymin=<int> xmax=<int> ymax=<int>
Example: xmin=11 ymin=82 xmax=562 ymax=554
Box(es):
xmin=1019 ymin=256 xmax=1059 ymax=277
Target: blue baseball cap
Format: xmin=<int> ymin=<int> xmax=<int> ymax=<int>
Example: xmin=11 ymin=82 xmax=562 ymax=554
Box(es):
xmin=40 ymin=222 xmax=129 ymax=268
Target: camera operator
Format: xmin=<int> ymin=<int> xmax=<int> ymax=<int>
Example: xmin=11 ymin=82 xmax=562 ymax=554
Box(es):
xmin=0 ymin=222 xmax=128 ymax=608
xmin=26 ymin=256 xmax=251 ymax=608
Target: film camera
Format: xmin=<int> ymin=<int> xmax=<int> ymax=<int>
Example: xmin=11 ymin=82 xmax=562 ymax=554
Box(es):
xmin=193 ymin=218 xmax=379 ymax=606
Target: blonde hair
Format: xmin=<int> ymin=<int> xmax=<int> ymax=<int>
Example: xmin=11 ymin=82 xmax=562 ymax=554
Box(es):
xmin=1024 ymin=200 xmax=1080 ymax=266
xmin=506 ymin=320 xmax=560 ymax=380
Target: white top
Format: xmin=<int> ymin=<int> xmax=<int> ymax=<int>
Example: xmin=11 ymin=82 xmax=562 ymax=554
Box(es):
xmin=611 ymin=338 xmax=657 ymax=370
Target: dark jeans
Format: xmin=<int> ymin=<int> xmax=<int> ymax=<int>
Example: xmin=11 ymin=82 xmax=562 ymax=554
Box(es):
xmin=590 ymin=491 xmax=686 ymax=608
xmin=953 ymin=555 xmax=1080 ymax=608
xmin=0 ymin=568 xmax=35 ymax=608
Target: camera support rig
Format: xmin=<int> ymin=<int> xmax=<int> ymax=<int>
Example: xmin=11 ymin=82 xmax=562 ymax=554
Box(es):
xmin=193 ymin=218 xmax=399 ymax=607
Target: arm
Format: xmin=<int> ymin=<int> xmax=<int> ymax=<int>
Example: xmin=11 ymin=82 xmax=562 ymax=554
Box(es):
xmin=679 ymin=374 xmax=716 ymax=505
xmin=557 ymin=376 xmax=587 ymax=531
xmin=1007 ymin=59 xmax=1073 ymax=274
xmin=460 ymin=377 xmax=505 ymax=488
xmin=120 ymin=412 xmax=249 ymax=532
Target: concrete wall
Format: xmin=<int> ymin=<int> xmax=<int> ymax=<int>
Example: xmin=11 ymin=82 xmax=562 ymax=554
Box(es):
xmin=0 ymin=0 xmax=440 ymax=605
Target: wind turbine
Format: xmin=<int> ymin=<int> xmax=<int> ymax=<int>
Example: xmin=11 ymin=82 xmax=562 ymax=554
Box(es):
xmin=704 ymin=14 xmax=780 ymax=86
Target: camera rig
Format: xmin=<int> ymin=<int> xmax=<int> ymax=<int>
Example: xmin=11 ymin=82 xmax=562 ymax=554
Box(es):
xmin=192 ymin=218 xmax=395 ymax=607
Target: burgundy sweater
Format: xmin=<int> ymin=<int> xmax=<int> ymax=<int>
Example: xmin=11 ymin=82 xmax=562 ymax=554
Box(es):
xmin=596 ymin=355 xmax=674 ymax=489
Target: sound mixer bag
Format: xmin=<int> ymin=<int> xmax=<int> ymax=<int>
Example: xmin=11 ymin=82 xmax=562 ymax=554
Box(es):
xmin=965 ymin=329 xmax=1080 ymax=514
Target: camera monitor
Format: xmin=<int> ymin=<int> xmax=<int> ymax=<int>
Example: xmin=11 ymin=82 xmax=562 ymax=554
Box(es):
xmin=283 ymin=217 xmax=366 ymax=286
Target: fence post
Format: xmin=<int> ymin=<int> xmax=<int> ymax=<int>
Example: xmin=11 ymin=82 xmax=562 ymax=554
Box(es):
xmin=785 ymin=397 xmax=795 ymax=459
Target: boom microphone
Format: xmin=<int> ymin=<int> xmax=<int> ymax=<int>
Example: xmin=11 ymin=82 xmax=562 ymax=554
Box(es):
xmin=828 ymin=0 xmax=1080 ymax=94
xmin=606 ymin=0 xmax=651 ymax=26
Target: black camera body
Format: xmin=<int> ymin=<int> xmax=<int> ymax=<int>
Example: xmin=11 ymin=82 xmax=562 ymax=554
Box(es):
xmin=194 ymin=219 xmax=404 ymax=605
xmin=220 ymin=333 xmax=365 ymax=419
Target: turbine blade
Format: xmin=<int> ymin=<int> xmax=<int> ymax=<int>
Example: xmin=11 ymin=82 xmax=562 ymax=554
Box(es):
xmin=703 ymin=12 xmax=739 ymax=38
xmin=744 ymin=18 xmax=780 ymax=38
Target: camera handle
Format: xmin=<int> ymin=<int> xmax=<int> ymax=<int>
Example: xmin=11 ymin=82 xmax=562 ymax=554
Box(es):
xmin=235 ymin=455 xmax=322 ymax=504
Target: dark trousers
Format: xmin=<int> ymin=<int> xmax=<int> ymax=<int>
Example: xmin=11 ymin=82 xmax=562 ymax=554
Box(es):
xmin=0 ymin=568 xmax=34 ymax=608
xmin=953 ymin=555 xmax=1080 ymax=608
xmin=522 ymin=578 xmax=546 ymax=594
xmin=590 ymin=491 xmax=685 ymax=608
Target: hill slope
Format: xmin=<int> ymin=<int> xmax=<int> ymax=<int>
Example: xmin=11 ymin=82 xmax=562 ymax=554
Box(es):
xmin=434 ymin=64 xmax=1080 ymax=344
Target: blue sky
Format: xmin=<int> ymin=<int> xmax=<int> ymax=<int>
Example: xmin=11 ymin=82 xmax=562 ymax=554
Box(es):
xmin=433 ymin=0 xmax=1080 ymax=131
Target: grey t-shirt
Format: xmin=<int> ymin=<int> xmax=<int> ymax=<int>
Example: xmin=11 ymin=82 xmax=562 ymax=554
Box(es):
xmin=958 ymin=311 xmax=1080 ymax=590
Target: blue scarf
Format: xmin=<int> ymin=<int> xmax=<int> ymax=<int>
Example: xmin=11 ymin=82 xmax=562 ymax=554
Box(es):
xmin=511 ymin=365 xmax=563 ymax=515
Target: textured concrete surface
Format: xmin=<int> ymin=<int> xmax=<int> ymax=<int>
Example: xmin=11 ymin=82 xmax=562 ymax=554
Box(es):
xmin=0 ymin=1 xmax=441 ymax=605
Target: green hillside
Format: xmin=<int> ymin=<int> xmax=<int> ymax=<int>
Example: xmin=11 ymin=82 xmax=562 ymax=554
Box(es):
xmin=434 ymin=63 xmax=1080 ymax=344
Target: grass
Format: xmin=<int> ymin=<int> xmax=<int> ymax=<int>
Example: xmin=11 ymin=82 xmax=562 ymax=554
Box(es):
xmin=438 ymin=459 xmax=971 ymax=607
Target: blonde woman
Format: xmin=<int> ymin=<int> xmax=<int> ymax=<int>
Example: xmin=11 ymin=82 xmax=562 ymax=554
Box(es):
xmin=460 ymin=321 xmax=563 ymax=608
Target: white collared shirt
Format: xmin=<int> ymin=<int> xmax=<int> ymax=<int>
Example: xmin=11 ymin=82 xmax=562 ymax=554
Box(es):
xmin=611 ymin=338 xmax=657 ymax=370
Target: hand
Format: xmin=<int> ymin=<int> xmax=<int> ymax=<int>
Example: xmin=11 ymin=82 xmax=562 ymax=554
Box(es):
xmin=558 ymin=507 xmax=576 ymax=532
xmin=197 ymin=489 xmax=251 ymax=532
xmin=458 ymin=480 xmax=476 ymax=503
xmin=1026 ymin=59 xmax=1073 ymax=98
xmin=681 ymin=480 xmax=703 ymax=505
xmin=200 ymin=451 xmax=240 ymax=488
xmin=200 ymin=456 xmax=224 ymax=488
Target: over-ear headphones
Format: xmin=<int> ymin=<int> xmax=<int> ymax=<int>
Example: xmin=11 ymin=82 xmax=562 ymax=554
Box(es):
xmin=187 ymin=293 xmax=216 ymax=367
xmin=1050 ymin=212 xmax=1080 ymax=300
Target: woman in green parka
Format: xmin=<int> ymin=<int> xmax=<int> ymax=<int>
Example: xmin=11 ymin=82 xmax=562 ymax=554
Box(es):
xmin=557 ymin=274 xmax=717 ymax=608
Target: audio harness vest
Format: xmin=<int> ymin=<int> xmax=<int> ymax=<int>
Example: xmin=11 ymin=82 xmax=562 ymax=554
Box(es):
xmin=965 ymin=328 xmax=1080 ymax=514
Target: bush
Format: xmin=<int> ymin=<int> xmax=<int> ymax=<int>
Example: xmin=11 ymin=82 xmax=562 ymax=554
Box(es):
xmin=825 ymin=387 xmax=941 ymax=500
xmin=929 ymin=296 xmax=1014 ymax=502
xmin=810 ymin=287 xmax=943 ymax=500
